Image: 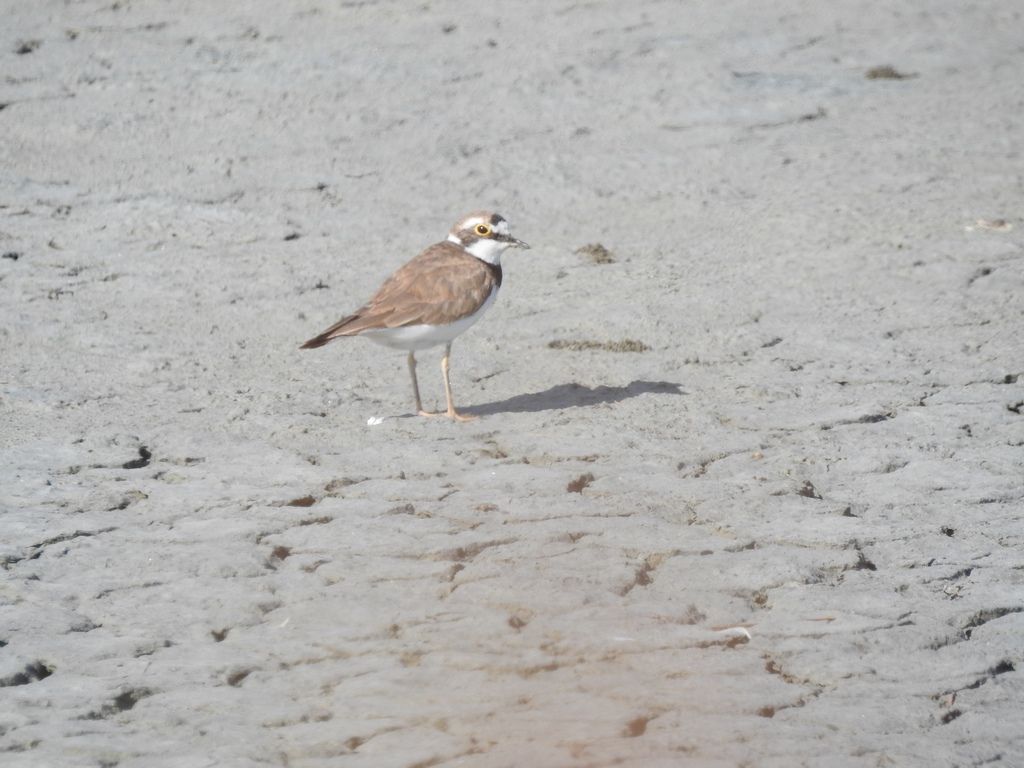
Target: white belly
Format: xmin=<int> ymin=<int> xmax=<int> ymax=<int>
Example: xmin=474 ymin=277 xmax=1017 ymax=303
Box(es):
xmin=362 ymin=288 xmax=498 ymax=351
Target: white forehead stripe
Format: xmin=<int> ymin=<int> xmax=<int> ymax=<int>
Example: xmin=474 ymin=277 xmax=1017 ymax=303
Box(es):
xmin=495 ymin=219 xmax=510 ymax=236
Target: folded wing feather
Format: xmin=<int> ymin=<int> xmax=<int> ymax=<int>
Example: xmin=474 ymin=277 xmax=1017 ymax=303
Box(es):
xmin=300 ymin=242 xmax=498 ymax=349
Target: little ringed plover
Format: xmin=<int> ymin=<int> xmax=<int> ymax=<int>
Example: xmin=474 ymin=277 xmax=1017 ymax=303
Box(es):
xmin=300 ymin=211 xmax=529 ymax=421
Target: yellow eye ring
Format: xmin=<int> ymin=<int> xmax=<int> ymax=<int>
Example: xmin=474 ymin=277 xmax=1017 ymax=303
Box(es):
xmin=475 ymin=223 xmax=491 ymax=236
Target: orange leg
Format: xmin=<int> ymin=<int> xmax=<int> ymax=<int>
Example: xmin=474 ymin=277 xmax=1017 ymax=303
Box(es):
xmin=408 ymin=351 xmax=429 ymax=416
xmin=441 ymin=343 xmax=476 ymax=422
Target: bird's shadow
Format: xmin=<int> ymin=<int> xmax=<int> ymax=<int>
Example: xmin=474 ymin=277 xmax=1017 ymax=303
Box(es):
xmin=463 ymin=380 xmax=684 ymax=417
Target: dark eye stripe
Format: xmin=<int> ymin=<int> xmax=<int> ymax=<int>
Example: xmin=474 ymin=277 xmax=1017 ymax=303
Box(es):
xmin=489 ymin=214 xmax=505 ymax=226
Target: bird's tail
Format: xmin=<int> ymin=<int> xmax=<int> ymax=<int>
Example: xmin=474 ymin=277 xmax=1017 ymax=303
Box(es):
xmin=299 ymin=334 xmax=331 ymax=349
xmin=299 ymin=313 xmax=360 ymax=349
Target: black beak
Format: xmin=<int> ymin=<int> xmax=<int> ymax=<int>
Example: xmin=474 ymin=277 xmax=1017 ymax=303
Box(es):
xmin=506 ymin=236 xmax=530 ymax=249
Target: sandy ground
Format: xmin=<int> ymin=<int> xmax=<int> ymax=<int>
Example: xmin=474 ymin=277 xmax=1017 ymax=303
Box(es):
xmin=2 ymin=1 xmax=1023 ymax=766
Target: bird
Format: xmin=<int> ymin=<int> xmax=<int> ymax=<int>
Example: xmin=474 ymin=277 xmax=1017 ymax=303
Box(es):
xmin=300 ymin=211 xmax=529 ymax=421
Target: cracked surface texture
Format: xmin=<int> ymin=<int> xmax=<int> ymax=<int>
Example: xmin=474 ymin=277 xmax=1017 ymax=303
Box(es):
xmin=2 ymin=0 xmax=1023 ymax=766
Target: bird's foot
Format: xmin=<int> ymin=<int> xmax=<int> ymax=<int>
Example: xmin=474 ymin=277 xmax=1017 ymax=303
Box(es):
xmin=416 ymin=408 xmax=477 ymax=422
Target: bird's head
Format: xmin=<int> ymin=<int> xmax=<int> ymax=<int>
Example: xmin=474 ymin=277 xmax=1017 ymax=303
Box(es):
xmin=447 ymin=211 xmax=529 ymax=265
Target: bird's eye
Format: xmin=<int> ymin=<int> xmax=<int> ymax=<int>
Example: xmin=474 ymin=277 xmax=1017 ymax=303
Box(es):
xmin=475 ymin=224 xmax=491 ymax=236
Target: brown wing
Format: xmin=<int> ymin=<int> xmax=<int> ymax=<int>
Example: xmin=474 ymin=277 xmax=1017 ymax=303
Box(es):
xmin=300 ymin=242 xmax=498 ymax=349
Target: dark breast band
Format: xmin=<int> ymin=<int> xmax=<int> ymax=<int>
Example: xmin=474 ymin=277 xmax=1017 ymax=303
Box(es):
xmin=484 ymin=261 xmax=502 ymax=288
